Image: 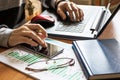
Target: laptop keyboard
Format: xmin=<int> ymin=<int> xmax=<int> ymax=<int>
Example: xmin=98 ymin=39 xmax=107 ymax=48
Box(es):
xmin=55 ymin=13 xmax=90 ymax=33
xmin=54 ymin=5 xmax=103 ymax=33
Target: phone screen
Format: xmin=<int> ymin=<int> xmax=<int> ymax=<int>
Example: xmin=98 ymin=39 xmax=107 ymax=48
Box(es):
xmin=23 ymin=42 xmax=64 ymax=58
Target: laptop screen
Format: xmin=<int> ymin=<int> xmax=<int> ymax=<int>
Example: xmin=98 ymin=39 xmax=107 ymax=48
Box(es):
xmin=96 ymin=3 xmax=120 ymax=38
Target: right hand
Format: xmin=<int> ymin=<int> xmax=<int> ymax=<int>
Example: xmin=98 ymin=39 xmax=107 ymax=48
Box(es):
xmin=8 ymin=23 xmax=48 ymax=47
xmin=56 ymin=1 xmax=84 ymax=21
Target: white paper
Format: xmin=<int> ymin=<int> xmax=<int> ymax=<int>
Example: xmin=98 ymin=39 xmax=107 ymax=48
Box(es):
xmin=0 ymin=38 xmax=86 ymax=80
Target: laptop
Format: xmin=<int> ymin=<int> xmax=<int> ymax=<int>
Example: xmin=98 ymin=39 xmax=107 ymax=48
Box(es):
xmin=41 ymin=1 xmax=119 ymax=40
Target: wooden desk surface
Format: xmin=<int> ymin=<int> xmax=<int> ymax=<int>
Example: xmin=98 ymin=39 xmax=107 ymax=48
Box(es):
xmin=0 ymin=10 xmax=120 ymax=80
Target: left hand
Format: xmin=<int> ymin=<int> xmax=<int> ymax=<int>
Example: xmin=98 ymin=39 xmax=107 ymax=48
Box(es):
xmin=8 ymin=24 xmax=48 ymax=47
xmin=56 ymin=1 xmax=84 ymax=21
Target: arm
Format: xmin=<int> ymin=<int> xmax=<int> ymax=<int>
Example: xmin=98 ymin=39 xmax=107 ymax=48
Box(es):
xmin=0 ymin=23 xmax=48 ymax=48
xmin=41 ymin=0 xmax=84 ymax=21
xmin=0 ymin=0 xmax=48 ymax=48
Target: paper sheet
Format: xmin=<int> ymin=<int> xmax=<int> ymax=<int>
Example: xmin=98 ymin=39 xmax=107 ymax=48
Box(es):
xmin=0 ymin=38 xmax=86 ymax=80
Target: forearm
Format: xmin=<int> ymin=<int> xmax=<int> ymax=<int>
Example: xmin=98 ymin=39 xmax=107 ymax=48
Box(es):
xmin=0 ymin=25 xmax=13 ymax=47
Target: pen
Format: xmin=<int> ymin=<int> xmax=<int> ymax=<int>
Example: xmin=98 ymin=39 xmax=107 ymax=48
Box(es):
xmin=100 ymin=0 xmax=111 ymax=26
xmin=90 ymin=0 xmax=111 ymax=34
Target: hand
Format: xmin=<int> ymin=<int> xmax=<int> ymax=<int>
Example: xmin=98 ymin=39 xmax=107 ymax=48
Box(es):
xmin=57 ymin=1 xmax=84 ymax=21
xmin=8 ymin=24 xmax=48 ymax=47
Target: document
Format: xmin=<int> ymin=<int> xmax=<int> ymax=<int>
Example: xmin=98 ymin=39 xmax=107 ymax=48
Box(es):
xmin=0 ymin=38 xmax=86 ymax=80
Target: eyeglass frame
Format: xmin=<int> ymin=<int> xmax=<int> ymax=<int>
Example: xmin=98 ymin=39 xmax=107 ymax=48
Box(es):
xmin=25 ymin=57 xmax=75 ymax=72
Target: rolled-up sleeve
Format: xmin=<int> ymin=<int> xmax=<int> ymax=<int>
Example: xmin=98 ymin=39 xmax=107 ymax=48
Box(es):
xmin=41 ymin=0 xmax=66 ymax=9
xmin=40 ymin=0 xmax=57 ymax=9
xmin=0 ymin=25 xmax=13 ymax=47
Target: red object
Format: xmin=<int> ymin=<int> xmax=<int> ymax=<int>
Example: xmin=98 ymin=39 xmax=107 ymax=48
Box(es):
xmin=31 ymin=15 xmax=55 ymax=28
xmin=31 ymin=15 xmax=55 ymax=22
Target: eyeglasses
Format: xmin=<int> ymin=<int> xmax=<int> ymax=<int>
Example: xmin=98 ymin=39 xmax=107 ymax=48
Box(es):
xmin=25 ymin=58 xmax=75 ymax=72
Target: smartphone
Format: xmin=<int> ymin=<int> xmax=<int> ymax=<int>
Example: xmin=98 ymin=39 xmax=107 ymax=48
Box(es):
xmin=23 ymin=42 xmax=64 ymax=58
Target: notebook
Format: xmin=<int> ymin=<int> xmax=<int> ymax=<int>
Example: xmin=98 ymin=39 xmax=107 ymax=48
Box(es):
xmin=40 ymin=1 xmax=117 ymax=40
xmin=72 ymin=39 xmax=120 ymax=79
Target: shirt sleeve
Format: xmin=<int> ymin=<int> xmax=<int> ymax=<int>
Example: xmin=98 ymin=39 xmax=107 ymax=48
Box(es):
xmin=40 ymin=0 xmax=65 ymax=9
xmin=0 ymin=25 xmax=13 ymax=47
xmin=40 ymin=0 xmax=55 ymax=9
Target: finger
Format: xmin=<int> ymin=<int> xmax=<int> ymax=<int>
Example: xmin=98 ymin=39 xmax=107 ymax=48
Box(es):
xmin=21 ymin=36 xmax=47 ymax=47
xmin=37 ymin=33 xmax=48 ymax=47
xmin=57 ymin=8 xmax=67 ymax=20
xmin=78 ymin=7 xmax=84 ymax=21
xmin=70 ymin=2 xmax=79 ymax=21
xmin=21 ymin=30 xmax=46 ymax=47
xmin=9 ymin=36 xmax=38 ymax=47
xmin=19 ymin=37 xmax=38 ymax=46
xmin=70 ymin=2 xmax=84 ymax=21
xmin=66 ymin=2 xmax=75 ymax=21
xmin=38 ymin=33 xmax=46 ymax=40
xmin=24 ymin=24 xmax=48 ymax=38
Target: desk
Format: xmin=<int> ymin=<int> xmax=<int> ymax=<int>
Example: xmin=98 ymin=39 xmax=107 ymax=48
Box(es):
xmin=0 ymin=10 xmax=120 ymax=80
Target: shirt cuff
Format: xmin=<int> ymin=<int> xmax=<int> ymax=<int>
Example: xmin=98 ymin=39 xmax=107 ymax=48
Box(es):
xmin=0 ymin=28 xmax=13 ymax=47
xmin=51 ymin=0 xmax=56 ymax=9
xmin=41 ymin=0 xmax=66 ymax=9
